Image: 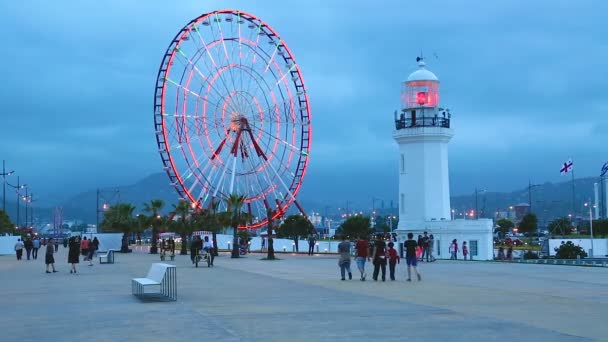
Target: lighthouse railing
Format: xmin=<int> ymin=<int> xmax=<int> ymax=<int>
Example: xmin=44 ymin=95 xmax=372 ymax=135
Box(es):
xmin=395 ymin=116 xmax=450 ymax=130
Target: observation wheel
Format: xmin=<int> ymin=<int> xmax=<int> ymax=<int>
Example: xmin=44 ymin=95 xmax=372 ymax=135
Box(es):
xmin=154 ymin=10 xmax=311 ymax=229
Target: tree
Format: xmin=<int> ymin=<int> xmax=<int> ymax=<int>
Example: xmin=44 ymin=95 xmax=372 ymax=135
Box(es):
xmin=278 ymin=215 xmax=314 ymax=252
xmin=338 ymin=216 xmax=372 ymax=239
xmin=0 ymin=209 xmax=15 ymax=235
xmin=496 ymin=218 xmax=514 ymax=238
xmin=143 ymin=199 xmax=164 ymax=254
xmin=172 ymin=200 xmax=193 ymax=255
xmin=554 ymin=241 xmax=587 ymax=259
xmin=518 ymin=213 xmax=538 ymax=234
xmin=225 ymin=194 xmax=246 ymax=258
xmin=100 ymin=203 xmax=135 ymax=252
xmin=548 ymin=217 xmax=572 ymax=236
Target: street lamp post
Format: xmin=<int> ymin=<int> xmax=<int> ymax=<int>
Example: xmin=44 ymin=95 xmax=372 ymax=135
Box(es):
xmin=1 ymin=160 xmax=15 ymax=213
xmin=7 ymin=176 xmax=26 ymax=227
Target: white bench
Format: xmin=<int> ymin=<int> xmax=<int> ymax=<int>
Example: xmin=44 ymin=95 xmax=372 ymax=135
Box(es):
xmin=99 ymin=249 xmax=116 ymax=264
xmin=132 ymin=263 xmax=177 ymax=301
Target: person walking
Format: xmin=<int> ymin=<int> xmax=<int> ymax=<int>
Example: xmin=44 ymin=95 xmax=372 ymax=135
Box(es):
xmin=428 ymin=234 xmax=436 ymax=262
xmin=14 ymin=239 xmax=24 ymax=260
xmin=45 ymin=238 xmax=57 ymax=273
xmin=80 ymin=237 xmax=89 ymax=261
xmin=87 ymin=237 xmax=99 ymax=266
xmin=404 ymin=233 xmax=421 ymax=282
xmin=355 ymin=236 xmax=370 ymax=281
xmin=54 ymin=238 xmax=59 ymax=252
xmin=371 ymin=235 xmax=387 ymax=282
xmin=24 ymin=238 xmax=33 ymax=260
xmin=337 ymin=236 xmax=352 ymax=281
xmin=387 ymin=242 xmax=400 ymax=281
xmin=307 ymin=234 xmax=316 ymax=256
xmin=462 ymin=241 xmax=469 ymax=260
xmin=68 ymin=237 xmax=80 ymax=274
xmin=507 ymin=246 xmax=513 ymax=262
xmin=450 ymin=239 xmax=459 ymax=260
xmin=32 ymin=238 xmax=40 ymax=260
xmin=421 ymin=232 xmax=430 ymax=262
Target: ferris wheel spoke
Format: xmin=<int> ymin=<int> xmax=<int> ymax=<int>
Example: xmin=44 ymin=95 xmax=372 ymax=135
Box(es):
xmin=249 ymin=121 xmax=303 ymax=154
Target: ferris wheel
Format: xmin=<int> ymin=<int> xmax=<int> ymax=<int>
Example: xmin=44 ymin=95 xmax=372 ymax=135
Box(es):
xmin=154 ymin=9 xmax=311 ymax=229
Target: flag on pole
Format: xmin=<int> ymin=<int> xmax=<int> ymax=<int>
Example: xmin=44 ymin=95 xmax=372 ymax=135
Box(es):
xmin=560 ymin=159 xmax=573 ymax=174
xmin=601 ymin=161 xmax=608 ymax=177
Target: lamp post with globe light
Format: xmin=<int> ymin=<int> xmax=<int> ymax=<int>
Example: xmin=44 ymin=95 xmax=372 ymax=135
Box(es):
xmin=584 ymin=202 xmax=595 ymax=257
xmin=6 ymin=176 xmax=26 ymax=227
xmin=1 ymin=160 xmax=15 ymax=213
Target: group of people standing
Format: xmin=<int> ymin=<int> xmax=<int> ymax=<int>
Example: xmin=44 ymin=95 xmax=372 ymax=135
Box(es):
xmin=336 ymin=233 xmax=422 ymax=283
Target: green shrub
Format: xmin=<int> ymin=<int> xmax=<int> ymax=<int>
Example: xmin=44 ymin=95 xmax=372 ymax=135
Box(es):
xmin=554 ymin=241 xmax=587 ymax=259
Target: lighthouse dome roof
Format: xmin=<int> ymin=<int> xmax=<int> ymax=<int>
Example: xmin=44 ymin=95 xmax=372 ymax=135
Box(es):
xmin=407 ymin=60 xmax=439 ymax=82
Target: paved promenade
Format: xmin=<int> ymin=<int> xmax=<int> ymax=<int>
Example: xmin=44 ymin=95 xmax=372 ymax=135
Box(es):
xmin=0 ymin=248 xmax=606 ymax=341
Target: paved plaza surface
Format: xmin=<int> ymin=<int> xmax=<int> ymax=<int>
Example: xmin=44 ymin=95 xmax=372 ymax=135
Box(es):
xmin=1 ymin=248 xmax=607 ymax=341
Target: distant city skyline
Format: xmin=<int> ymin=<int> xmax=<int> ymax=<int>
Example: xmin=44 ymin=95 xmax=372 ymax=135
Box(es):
xmin=1 ymin=0 xmax=607 ymax=207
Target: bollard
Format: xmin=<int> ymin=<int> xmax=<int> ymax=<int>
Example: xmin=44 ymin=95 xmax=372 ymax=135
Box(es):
xmin=316 ymin=243 xmax=319 ymax=253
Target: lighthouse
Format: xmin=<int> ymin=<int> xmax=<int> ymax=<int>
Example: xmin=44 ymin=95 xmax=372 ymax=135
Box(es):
xmin=394 ymin=58 xmax=452 ymax=228
xmin=393 ymin=58 xmax=494 ymax=260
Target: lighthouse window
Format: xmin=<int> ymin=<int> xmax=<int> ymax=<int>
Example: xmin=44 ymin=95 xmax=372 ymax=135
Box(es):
xmin=400 ymin=193 xmax=405 ymax=214
xmin=400 ymin=154 xmax=405 ymax=173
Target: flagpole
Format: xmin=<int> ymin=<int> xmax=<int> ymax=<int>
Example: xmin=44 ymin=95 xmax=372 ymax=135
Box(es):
xmin=571 ymin=163 xmax=576 ymax=217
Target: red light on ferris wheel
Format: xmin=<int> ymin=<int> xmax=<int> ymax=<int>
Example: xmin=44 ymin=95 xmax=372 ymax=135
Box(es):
xmin=416 ymin=92 xmax=427 ymax=105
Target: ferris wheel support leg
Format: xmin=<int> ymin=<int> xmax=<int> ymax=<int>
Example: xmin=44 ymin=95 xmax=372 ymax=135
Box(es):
xmin=293 ymin=200 xmax=307 ymax=217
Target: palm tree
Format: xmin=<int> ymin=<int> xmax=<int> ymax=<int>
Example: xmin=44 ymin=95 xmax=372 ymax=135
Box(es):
xmin=143 ymin=199 xmax=164 ymax=254
xmin=225 ymin=194 xmax=246 ymax=258
xmin=100 ymin=203 xmax=135 ymax=253
xmin=172 ymin=200 xmax=192 ymax=255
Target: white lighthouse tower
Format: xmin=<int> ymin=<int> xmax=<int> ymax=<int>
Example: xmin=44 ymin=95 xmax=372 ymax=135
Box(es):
xmin=393 ymin=58 xmax=494 ymax=260
xmin=394 ymin=58 xmax=452 ymax=228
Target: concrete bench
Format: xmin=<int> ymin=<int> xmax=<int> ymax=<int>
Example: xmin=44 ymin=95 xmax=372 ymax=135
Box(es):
xmin=99 ymin=249 xmax=116 ymax=264
xmin=132 ymin=263 xmax=177 ymax=301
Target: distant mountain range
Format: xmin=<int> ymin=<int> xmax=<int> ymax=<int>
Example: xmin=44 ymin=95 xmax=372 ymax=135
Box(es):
xmin=2 ymin=172 xmax=605 ymax=227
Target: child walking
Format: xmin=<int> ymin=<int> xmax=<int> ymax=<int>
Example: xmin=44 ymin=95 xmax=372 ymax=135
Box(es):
xmin=462 ymin=241 xmax=469 ymax=260
xmin=387 ymin=242 xmax=400 ymax=281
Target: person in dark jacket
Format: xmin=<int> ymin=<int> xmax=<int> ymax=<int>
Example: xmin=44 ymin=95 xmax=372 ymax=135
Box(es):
xmin=45 ymin=238 xmax=57 ymax=273
xmin=68 ymin=237 xmax=80 ymax=274
xmin=24 ymin=238 xmax=34 ymax=260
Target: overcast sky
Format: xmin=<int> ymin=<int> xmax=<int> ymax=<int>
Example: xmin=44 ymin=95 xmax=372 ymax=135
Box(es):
xmin=1 ymin=0 xmax=606 ymax=207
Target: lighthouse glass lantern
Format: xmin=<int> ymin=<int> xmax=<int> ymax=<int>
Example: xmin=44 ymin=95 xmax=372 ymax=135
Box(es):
xmin=401 ymin=60 xmax=439 ymax=110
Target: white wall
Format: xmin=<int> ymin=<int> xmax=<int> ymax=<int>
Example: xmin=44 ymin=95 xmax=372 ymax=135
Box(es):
xmin=85 ymin=233 xmax=123 ymax=251
xmin=396 ymin=219 xmax=494 ymax=260
xmin=549 ymin=238 xmax=608 ymax=258
xmin=0 ymin=236 xmax=21 ymax=255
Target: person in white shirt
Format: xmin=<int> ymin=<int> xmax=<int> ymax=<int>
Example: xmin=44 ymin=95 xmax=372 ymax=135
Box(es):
xmin=14 ymin=239 xmax=24 ymax=260
xmin=203 ymin=236 xmax=214 ymax=266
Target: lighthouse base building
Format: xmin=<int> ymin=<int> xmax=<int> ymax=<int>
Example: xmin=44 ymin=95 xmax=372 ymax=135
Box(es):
xmin=393 ymin=59 xmax=494 ymax=260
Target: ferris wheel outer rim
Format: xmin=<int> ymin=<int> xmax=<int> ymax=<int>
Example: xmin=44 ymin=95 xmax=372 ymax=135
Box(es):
xmin=153 ymin=9 xmax=312 ymax=229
